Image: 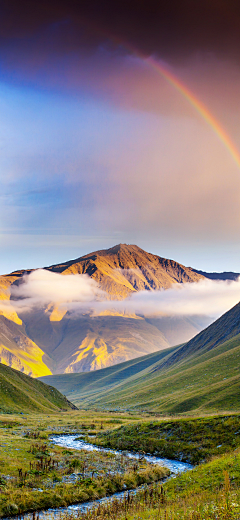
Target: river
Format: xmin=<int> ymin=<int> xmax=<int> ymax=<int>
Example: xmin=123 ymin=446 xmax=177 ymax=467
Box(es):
xmin=11 ymin=434 xmax=193 ymax=519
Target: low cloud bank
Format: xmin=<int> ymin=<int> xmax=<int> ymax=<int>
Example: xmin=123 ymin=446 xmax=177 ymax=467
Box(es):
xmin=9 ymin=269 xmax=102 ymax=312
xmin=1 ymin=269 xmax=240 ymax=319
xmin=119 ymin=278 xmax=240 ymax=317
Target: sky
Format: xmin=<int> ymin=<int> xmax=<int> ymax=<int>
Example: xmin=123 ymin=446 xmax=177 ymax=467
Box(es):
xmin=1 ymin=0 xmax=240 ymax=274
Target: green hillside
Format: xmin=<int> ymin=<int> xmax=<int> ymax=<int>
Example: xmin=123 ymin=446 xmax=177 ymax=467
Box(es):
xmin=39 ymin=346 xmax=178 ymax=404
xmin=40 ymin=303 xmax=240 ymax=414
xmin=0 ymin=363 xmax=77 ymax=413
xmin=155 ymin=300 xmax=240 ymax=371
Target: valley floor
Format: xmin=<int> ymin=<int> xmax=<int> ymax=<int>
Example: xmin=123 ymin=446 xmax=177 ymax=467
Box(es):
xmin=0 ymin=410 xmax=239 ymax=519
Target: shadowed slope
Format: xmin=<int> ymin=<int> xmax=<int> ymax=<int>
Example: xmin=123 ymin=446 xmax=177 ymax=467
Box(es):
xmin=193 ymin=269 xmax=240 ymax=281
xmin=40 ymin=302 xmax=240 ymax=413
xmin=0 ymin=363 xmax=77 ymax=413
xmin=39 ymin=345 xmax=178 ymax=400
xmin=153 ymin=300 xmax=240 ymax=371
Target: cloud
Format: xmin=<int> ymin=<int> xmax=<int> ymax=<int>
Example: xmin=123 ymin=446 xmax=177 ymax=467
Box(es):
xmin=4 ymin=269 xmax=240 ymax=320
xmin=2 ymin=0 xmax=240 ymax=64
xmin=9 ymin=269 xmax=103 ymax=312
xmin=115 ymin=278 xmax=240 ymax=318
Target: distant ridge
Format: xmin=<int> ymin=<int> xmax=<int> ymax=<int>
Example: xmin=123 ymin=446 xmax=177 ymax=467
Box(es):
xmin=154 ymin=300 xmax=240 ymax=371
xmin=192 ymin=269 xmax=240 ymax=281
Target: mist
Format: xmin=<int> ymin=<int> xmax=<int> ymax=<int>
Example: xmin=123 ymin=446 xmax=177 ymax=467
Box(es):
xmin=4 ymin=269 xmax=240 ymax=320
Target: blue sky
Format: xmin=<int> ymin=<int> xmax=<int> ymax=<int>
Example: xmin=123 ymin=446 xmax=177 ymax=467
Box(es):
xmin=1 ymin=5 xmax=240 ymax=274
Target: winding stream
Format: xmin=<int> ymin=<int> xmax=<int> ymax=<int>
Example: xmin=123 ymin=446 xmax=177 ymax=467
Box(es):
xmin=52 ymin=435 xmax=192 ymax=475
xmin=15 ymin=435 xmax=193 ymax=519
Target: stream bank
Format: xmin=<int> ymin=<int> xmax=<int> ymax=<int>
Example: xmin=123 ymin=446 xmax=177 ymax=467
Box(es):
xmin=8 ymin=435 xmax=192 ymax=519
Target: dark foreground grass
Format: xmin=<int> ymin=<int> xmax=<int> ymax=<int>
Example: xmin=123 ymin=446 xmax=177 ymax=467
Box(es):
xmin=96 ymin=415 xmax=240 ymax=464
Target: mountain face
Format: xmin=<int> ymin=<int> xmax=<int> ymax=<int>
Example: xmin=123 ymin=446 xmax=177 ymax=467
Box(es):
xmin=0 ymin=243 xmax=236 ymax=375
xmin=46 ymin=243 xmax=205 ymax=299
xmin=40 ymin=300 xmax=240 ymax=414
xmin=0 ymin=315 xmax=51 ymax=377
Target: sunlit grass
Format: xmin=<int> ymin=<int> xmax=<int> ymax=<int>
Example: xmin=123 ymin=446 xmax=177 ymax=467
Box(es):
xmin=0 ymin=411 xmax=168 ymax=516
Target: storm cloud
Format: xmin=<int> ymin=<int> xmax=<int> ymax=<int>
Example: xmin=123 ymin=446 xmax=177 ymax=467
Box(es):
xmin=2 ymin=1 xmax=240 ymax=63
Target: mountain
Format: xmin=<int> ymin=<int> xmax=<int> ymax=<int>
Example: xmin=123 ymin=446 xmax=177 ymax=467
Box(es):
xmin=0 ymin=244 xmax=237 ymax=375
xmin=40 ymin=300 xmax=240 ymax=414
xmin=20 ymin=313 xmax=170 ymax=373
xmin=0 ymin=362 xmax=77 ymax=413
xmin=153 ymin=300 xmax=240 ymax=371
xmin=0 ymin=275 xmax=52 ymax=377
xmin=0 ymin=315 xmax=51 ymax=377
xmin=46 ymin=243 xmax=205 ymax=298
xmin=192 ymin=269 xmax=240 ymax=281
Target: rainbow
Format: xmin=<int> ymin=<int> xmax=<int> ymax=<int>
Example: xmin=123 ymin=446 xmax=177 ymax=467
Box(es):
xmin=80 ymin=16 xmax=240 ymax=169
xmin=143 ymin=56 xmax=240 ymax=170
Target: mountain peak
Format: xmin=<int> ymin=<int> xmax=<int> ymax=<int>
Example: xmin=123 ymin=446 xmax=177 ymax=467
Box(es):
xmin=46 ymin=243 xmax=204 ymax=298
xmin=105 ymin=243 xmax=138 ymax=253
xmin=81 ymin=243 xmax=145 ymax=258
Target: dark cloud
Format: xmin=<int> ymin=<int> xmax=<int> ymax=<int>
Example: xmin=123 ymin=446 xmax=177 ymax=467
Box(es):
xmin=1 ymin=0 xmax=240 ymax=62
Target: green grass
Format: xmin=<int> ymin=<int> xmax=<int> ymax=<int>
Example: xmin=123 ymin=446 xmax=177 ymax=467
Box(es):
xmin=0 ymin=411 xmax=168 ymax=516
xmin=62 ymin=449 xmax=240 ymax=520
xmin=40 ymin=333 xmax=240 ymax=415
xmin=39 ymin=303 xmax=240 ymax=416
xmin=0 ymin=363 xmax=77 ymax=413
xmin=96 ymin=415 xmax=240 ymax=464
xmin=1 ymin=411 xmax=240 ymax=518
xmin=39 ymin=346 xmax=178 ymax=403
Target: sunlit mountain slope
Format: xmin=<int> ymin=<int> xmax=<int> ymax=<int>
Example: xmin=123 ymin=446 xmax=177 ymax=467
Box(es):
xmin=40 ymin=301 xmax=240 ymax=414
xmin=46 ymin=243 xmax=205 ymax=298
xmin=0 ymin=274 xmax=22 ymax=324
xmin=0 ymin=244 xmax=236 ymax=375
xmin=0 ymin=315 xmax=52 ymax=377
xmin=22 ymin=313 xmax=170 ymax=373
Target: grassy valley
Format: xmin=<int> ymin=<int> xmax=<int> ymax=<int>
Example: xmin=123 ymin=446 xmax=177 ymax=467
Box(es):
xmin=40 ymin=302 xmax=240 ymax=415
xmin=75 ymin=448 xmax=240 ymax=520
xmin=0 ymin=411 xmax=166 ymax=516
xmin=39 ymin=346 xmax=179 ymax=405
xmin=0 ymin=411 xmax=240 ymax=519
xmin=96 ymin=415 xmax=240 ymax=464
xmin=0 ymin=363 xmax=76 ymax=413
xmin=40 ymin=333 xmax=240 ymax=414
